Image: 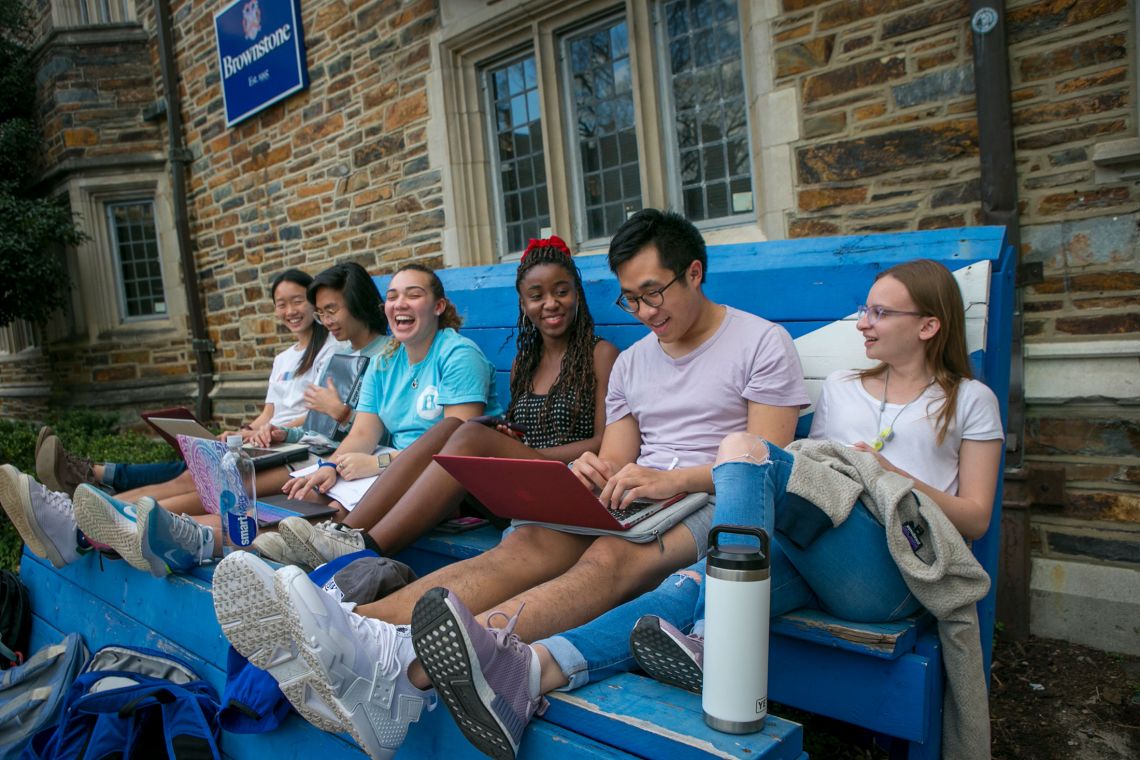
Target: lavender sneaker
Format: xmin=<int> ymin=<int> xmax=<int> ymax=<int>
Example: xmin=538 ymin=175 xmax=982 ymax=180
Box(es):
xmin=275 ymin=565 xmax=433 ymax=758
xmin=0 ymin=465 xmax=85 ymax=569
xmin=411 ymin=587 xmax=548 ymax=760
xmin=629 ymin=614 xmax=704 ymax=694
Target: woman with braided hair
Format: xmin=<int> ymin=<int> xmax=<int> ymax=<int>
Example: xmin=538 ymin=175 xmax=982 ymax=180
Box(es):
xmin=263 ymin=237 xmax=619 ymax=569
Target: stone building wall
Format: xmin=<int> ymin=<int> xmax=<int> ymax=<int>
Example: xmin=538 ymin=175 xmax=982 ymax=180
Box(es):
xmin=769 ymin=0 xmax=1139 ymax=579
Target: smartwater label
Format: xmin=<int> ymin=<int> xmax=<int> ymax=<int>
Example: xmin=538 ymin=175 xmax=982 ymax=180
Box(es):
xmin=220 ymin=489 xmax=257 ymax=547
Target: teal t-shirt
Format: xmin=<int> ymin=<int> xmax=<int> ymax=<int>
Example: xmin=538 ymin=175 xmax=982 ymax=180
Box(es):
xmin=357 ymin=328 xmax=502 ymax=449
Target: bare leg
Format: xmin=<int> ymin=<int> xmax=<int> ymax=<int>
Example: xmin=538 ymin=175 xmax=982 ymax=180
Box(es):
xmin=140 ymin=466 xmax=294 ymax=516
xmin=115 ymin=470 xmax=198 ymax=504
xmin=355 ymin=525 xmax=595 ymax=624
xmin=342 ymin=417 xmax=464 ymax=531
xmin=367 ymin=421 xmax=554 ymax=555
xmin=471 ymin=525 xmax=699 ymax=641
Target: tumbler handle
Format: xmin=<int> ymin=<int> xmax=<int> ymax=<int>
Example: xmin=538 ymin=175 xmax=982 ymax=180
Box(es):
xmin=708 ymin=524 xmax=769 ymax=555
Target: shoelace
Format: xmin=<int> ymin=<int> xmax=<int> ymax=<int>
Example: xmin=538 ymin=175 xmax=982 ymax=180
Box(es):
xmin=485 ymin=603 xmax=548 ymax=715
xmin=169 ymin=512 xmax=210 ymax=563
xmin=41 ymin=486 xmax=75 ymax=521
xmin=344 ymin=609 xmax=404 ymax=677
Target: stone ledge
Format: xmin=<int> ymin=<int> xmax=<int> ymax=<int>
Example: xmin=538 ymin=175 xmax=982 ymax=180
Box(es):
xmin=1024 ymin=339 xmax=1140 ymax=404
xmin=1030 ymin=557 xmax=1140 ymax=656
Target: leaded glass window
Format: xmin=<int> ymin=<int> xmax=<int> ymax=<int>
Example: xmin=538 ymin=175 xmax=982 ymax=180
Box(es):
xmin=663 ymin=0 xmax=753 ymax=221
xmin=107 ymin=200 xmax=166 ymax=319
xmin=486 ymin=54 xmax=550 ymax=257
xmin=565 ymin=17 xmax=642 ymax=242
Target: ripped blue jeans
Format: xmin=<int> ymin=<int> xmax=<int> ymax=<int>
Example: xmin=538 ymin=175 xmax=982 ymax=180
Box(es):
xmin=538 ymin=442 xmax=920 ymax=689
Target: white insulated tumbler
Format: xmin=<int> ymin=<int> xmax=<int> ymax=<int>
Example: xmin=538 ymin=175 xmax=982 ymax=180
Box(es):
xmin=702 ymin=524 xmax=771 ymax=734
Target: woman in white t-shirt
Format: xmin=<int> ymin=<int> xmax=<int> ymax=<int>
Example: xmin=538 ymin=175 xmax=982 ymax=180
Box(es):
xmin=245 ymin=269 xmax=342 ymax=443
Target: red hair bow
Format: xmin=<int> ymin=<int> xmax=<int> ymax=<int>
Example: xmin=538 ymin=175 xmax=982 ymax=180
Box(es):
xmin=522 ymin=235 xmax=571 ymax=261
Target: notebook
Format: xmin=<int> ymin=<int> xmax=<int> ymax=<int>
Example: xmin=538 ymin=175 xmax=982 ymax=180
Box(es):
xmin=177 ymin=435 xmax=336 ymax=527
xmin=147 ymin=417 xmax=308 ymax=471
xmin=433 ymin=455 xmax=700 ymax=531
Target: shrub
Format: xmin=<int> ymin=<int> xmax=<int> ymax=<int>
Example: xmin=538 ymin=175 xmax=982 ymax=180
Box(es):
xmin=0 ymin=410 xmax=176 ymax=570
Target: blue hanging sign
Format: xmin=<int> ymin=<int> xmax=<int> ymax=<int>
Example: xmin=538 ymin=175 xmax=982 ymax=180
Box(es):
xmin=214 ymin=0 xmax=309 ymax=127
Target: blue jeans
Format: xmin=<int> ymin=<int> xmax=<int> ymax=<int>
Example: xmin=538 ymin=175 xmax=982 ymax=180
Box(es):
xmin=539 ymin=442 xmax=920 ymax=689
xmin=101 ymin=461 xmax=186 ymax=492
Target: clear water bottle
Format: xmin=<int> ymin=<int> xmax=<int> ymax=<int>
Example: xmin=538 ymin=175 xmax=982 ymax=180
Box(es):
xmin=219 ymin=435 xmax=257 ymax=554
xmin=702 ymin=524 xmax=770 ymax=734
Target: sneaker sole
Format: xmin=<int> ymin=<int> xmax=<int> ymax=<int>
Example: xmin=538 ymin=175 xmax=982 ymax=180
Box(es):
xmin=629 ymin=617 xmax=703 ymax=694
xmin=35 ymin=437 xmax=64 ymax=494
xmin=34 ymin=426 xmax=53 ymax=460
xmin=73 ymin=487 xmax=149 ymax=572
xmin=411 ymin=588 xmax=519 ymax=760
xmin=275 ymin=569 xmax=408 ymax=756
xmin=276 ymin=519 xmax=325 ymax=570
xmin=0 ymin=465 xmax=66 ymax=568
xmin=210 ymin=555 xmax=346 ymax=733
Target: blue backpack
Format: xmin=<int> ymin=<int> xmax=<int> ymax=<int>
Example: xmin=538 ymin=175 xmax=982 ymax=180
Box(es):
xmin=23 ymin=644 xmax=221 ymax=760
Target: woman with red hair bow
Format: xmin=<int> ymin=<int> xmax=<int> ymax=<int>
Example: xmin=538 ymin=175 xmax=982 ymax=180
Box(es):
xmin=264 ymin=238 xmax=619 ymax=568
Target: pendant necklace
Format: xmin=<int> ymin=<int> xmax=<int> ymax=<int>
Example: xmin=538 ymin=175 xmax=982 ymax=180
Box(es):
xmin=871 ymin=368 xmax=935 ymax=451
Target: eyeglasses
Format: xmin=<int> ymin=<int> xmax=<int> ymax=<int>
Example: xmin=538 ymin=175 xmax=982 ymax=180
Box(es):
xmin=313 ymin=304 xmax=341 ymax=320
xmin=616 ymin=273 xmax=683 ymax=314
xmin=855 ymin=304 xmax=923 ymax=325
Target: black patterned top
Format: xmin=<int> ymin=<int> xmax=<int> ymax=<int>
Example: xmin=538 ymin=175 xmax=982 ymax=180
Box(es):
xmin=509 ymin=387 xmax=594 ymax=450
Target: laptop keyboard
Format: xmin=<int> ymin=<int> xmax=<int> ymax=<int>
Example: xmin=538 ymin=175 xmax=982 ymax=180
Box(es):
xmin=605 ymin=498 xmax=657 ymax=524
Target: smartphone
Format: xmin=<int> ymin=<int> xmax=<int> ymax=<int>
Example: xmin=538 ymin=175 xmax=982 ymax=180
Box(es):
xmin=436 ymin=516 xmax=489 ymax=533
xmin=469 ymin=415 xmax=527 ymax=435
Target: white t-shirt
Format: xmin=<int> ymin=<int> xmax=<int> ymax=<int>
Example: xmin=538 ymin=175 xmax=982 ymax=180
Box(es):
xmin=809 ymin=369 xmax=1004 ymax=495
xmin=606 ymin=306 xmax=810 ymax=470
xmin=265 ymin=334 xmax=345 ymax=426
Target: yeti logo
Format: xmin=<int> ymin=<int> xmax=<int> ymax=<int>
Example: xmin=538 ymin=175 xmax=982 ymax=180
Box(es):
xmin=241 ymin=0 xmax=261 ymax=40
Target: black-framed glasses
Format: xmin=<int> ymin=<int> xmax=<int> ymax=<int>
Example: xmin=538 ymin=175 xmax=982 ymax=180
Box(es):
xmin=616 ymin=273 xmax=683 ymax=313
xmin=855 ymin=304 xmax=923 ymax=325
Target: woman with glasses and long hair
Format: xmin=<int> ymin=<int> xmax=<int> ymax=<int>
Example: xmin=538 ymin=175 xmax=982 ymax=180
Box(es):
xmin=258 ymin=237 xmax=619 ymax=569
xmin=412 ymin=258 xmax=1005 ymax=760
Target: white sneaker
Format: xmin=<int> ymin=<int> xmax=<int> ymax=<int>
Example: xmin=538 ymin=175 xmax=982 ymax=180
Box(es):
xmin=72 ymin=484 xmax=148 ymax=571
xmin=275 ymin=565 xmax=434 ymax=759
xmin=211 ymin=552 xmax=346 ymax=733
xmin=278 ymin=518 xmax=367 ymax=569
xmin=251 ymin=531 xmax=291 ymax=564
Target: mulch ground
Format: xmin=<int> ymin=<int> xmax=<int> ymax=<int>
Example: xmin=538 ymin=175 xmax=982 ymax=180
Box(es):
xmin=778 ymin=633 xmax=1139 ymax=758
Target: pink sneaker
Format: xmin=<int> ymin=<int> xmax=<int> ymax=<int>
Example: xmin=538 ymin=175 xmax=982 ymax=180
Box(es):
xmin=629 ymin=614 xmax=704 ymax=694
xmin=411 ymin=588 xmax=547 ymax=759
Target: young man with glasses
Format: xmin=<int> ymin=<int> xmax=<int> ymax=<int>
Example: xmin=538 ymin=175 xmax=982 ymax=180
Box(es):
xmin=212 ymin=209 xmax=809 ymax=759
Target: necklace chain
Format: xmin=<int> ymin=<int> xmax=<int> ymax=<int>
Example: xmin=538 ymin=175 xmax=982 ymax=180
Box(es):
xmin=871 ymin=368 xmax=935 ymax=451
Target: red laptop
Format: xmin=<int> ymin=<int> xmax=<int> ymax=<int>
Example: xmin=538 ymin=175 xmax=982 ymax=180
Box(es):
xmin=433 ymin=455 xmax=694 ymax=531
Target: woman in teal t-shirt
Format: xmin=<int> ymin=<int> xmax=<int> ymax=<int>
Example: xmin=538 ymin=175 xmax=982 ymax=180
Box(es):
xmin=283 ymin=264 xmax=499 ymax=506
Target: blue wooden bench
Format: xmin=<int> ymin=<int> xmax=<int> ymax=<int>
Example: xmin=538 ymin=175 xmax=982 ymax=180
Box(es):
xmin=23 ymin=226 xmax=1012 ymax=758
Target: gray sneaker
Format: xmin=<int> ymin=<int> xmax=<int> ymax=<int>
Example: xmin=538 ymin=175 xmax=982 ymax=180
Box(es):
xmin=277 ymin=518 xmax=366 ymax=569
xmin=73 ymin=485 xmax=147 ymax=572
xmin=35 ymin=435 xmax=95 ymax=498
xmin=411 ymin=587 xmax=548 ymax=760
xmin=0 ymin=465 xmax=84 ymax=569
xmin=275 ymin=565 xmax=433 ymax=758
xmin=211 ymin=552 xmax=344 ymax=733
xmin=629 ymin=614 xmax=704 ymax=694
xmin=251 ymin=531 xmax=291 ymax=564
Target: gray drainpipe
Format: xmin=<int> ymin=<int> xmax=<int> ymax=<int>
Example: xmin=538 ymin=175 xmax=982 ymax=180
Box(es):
xmin=153 ymin=0 xmax=214 ymax=420
xmin=969 ymin=1 xmax=1025 ymax=468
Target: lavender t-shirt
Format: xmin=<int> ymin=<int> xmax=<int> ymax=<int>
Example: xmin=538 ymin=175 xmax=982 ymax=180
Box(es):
xmin=606 ymin=306 xmax=809 ymax=470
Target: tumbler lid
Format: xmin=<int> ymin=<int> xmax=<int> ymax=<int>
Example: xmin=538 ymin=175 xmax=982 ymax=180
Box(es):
xmin=706 ymin=524 xmax=770 ymax=571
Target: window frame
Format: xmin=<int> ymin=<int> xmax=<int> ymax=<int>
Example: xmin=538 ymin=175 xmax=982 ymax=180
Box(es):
xmin=104 ymin=198 xmax=168 ymax=323
xmin=438 ymin=0 xmax=764 ymax=265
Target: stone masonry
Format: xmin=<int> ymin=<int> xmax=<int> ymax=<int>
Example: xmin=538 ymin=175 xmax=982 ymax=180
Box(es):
xmin=9 ymin=1 xmax=1138 ymax=607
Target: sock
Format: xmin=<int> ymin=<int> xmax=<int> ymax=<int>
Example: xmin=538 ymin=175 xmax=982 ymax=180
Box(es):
xmin=528 ymin=647 xmax=542 ymax=700
xmin=361 ymin=532 xmax=382 ymax=555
